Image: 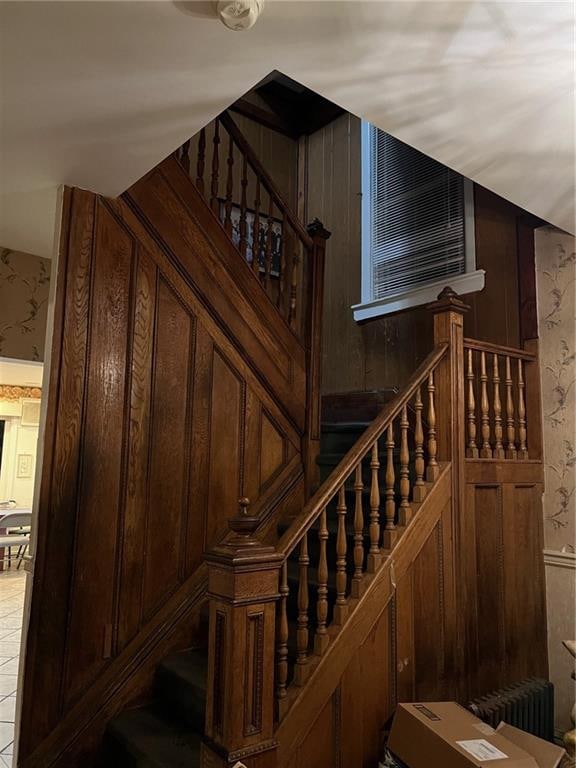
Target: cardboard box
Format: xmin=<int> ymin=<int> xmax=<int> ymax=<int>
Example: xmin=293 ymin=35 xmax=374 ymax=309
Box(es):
xmin=388 ymin=702 xmax=565 ymax=768
xmin=496 ymin=723 xmax=565 ymax=768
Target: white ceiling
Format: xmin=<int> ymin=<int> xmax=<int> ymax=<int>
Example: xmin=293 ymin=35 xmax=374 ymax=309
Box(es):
xmin=1 ymin=0 xmax=574 ymax=258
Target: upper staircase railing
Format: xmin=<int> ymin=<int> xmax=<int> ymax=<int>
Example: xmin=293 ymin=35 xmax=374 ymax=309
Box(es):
xmin=176 ymin=111 xmax=318 ymax=336
xmin=176 ymin=112 xmax=330 ymax=493
xmin=463 ymin=338 xmax=541 ymax=460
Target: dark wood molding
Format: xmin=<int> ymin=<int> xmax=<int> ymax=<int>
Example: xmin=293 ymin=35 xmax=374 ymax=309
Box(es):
xmin=230 ymin=99 xmax=300 ymax=139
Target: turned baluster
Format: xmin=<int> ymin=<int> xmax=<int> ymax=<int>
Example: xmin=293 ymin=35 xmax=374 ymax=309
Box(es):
xmin=180 ymin=139 xmax=191 ymax=175
xmin=505 ymin=356 xmax=517 ymax=459
xmin=479 ymin=351 xmax=492 ymax=458
xmin=277 ymin=212 xmax=287 ymax=313
xmin=412 ymin=386 xmax=426 ymax=503
xmin=382 ymin=423 xmax=397 ymax=549
xmin=276 ymin=562 xmax=289 ymax=702
xmin=367 ymin=441 xmax=382 ymax=572
xmin=294 ymin=532 xmax=309 ymax=685
xmin=518 ymin=359 xmax=528 ymax=458
xmin=334 ymin=485 xmax=348 ymax=625
xmin=238 ymin=154 xmax=249 ymax=260
xmin=493 ymin=354 xmax=505 ymax=458
xmin=398 ymin=405 xmax=412 ymax=526
xmin=351 ymin=463 xmax=364 ymax=598
xmin=264 ymin=196 xmax=274 ymax=287
xmin=224 ymin=135 xmax=234 ymax=236
xmin=426 ymin=371 xmax=439 ymax=481
xmin=210 ymin=120 xmax=220 ymax=214
xmin=466 ymin=349 xmax=479 ymax=458
xmin=196 ymin=128 xmax=206 ymax=196
xmin=288 ymin=249 xmax=299 ymax=329
xmin=315 ymin=507 xmax=329 ymax=654
xmin=252 ymin=177 xmax=261 ymax=275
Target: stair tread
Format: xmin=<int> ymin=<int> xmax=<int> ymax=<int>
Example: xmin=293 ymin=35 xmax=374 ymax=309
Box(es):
xmin=158 ymin=648 xmax=208 ymax=693
xmin=109 ymin=707 xmax=201 ymax=767
xmin=321 ymin=421 xmax=371 ymax=431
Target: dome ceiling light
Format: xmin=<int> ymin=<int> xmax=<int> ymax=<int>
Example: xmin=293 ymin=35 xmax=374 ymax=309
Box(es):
xmin=217 ymin=0 xmax=265 ymax=31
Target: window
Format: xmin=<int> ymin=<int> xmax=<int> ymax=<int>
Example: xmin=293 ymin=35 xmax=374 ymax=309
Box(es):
xmin=353 ymin=122 xmax=484 ymax=321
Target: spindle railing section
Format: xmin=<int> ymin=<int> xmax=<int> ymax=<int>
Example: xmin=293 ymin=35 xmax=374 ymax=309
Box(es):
xmin=274 ymin=343 xmax=448 ymax=714
xmin=176 ymin=112 xmax=314 ymax=332
xmin=464 ymin=338 xmax=536 ymax=460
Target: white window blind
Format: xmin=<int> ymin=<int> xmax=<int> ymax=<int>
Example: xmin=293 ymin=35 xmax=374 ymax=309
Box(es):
xmin=355 ymin=122 xmax=484 ymax=321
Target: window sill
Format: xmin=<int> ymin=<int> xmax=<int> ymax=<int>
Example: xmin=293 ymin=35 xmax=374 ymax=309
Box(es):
xmin=352 ymin=269 xmax=486 ymax=322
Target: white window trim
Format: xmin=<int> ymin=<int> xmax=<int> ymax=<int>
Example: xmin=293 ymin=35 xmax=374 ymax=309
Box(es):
xmin=354 ymin=121 xmax=485 ymax=322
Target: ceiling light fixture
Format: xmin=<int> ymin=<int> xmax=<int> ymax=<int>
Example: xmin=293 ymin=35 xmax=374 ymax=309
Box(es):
xmin=217 ymin=0 xmax=264 ymax=31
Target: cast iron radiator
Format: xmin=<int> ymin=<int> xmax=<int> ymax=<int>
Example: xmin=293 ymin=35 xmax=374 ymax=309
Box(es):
xmin=468 ymin=678 xmax=554 ymax=742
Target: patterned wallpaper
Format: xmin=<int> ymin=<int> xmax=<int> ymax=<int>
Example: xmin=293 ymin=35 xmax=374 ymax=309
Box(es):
xmin=0 ymin=248 xmax=51 ymax=362
xmin=535 ymin=228 xmax=575 ymax=552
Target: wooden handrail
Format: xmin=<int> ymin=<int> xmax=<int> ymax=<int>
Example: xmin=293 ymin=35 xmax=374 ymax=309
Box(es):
xmin=464 ymin=337 xmax=536 ymax=361
xmin=219 ymin=111 xmax=314 ymax=250
xmin=277 ymin=343 xmax=449 ymax=557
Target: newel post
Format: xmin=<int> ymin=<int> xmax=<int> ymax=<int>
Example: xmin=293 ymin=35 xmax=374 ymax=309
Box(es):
xmin=202 ymin=499 xmax=282 ymax=768
xmin=304 ymin=219 xmax=331 ymax=496
xmin=427 ymin=286 xmax=469 ymax=700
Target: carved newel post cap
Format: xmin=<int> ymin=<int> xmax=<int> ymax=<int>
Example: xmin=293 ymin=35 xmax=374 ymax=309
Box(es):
xmin=427 ymin=285 xmax=470 ymax=314
xmin=306 ymin=218 xmax=331 ymax=240
xmin=228 ymin=498 xmax=260 ymax=541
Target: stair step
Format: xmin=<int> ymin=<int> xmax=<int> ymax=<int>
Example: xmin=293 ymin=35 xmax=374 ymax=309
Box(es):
xmin=320 ymin=422 xmax=370 ymax=454
xmin=155 ymin=649 xmax=207 ymax=731
xmin=106 ymin=707 xmax=201 ymax=768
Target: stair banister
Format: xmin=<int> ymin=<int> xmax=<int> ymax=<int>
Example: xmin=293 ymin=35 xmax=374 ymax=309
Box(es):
xmin=277 ymin=342 xmax=449 ymax=558
xmin=218 ymin=112 xmax=314 ymax=250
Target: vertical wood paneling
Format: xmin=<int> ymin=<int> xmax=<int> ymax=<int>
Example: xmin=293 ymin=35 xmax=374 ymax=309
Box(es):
xmin=465 ymin=465 xmax=547 ymax=699
xmin=502 ymin=482 xmax=547 ymax=679
xmin=308 ymin=114 xmax=365 ymax=394
xmin=143 ymin=280 xmax=193 ymax=618
xmin=469 ymin=187 xmax=521 ymax=347
xmin=297 ymin=696 xmax=337 ymax=768
xmin=395 ymin=571 xmax=415 ymax=703
xmin=20 ymin=189 xmax=95 ymax=747
xmin=64 ymin=201 xmax=134 ymax=705
xmin=357 ymin=605 xmax=393 ymax=768
xmin=473 ymin=485 xmax=506 ymax=690
xmin=413 ymin=523 xmax=444 ymax=700
xmin=21 ymin=157 xmax=309 ymax=764
xmin=118 ymin=252 xmax=157 ymax=649
xmin=260 ymin=412 xmax=284 ymax=486
xmin=206 ymin=350 xmax=242 ymax=548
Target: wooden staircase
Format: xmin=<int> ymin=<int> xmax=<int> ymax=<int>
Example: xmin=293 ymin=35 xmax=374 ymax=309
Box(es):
xmin=18 ymin=110 xmax=548 ymax=768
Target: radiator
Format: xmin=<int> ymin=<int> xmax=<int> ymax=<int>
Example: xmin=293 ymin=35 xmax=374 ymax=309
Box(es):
xmin=468 ymin=678 xmax=555 ymax=742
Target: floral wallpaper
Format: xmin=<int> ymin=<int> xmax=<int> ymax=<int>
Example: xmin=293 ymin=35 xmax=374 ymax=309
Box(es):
xmin=0 ymin=247 xmax=51 ymax=362
xmin=535 ymin=227 xmax=575 ymax=552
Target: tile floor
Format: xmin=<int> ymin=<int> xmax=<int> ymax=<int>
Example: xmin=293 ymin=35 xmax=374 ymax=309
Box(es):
xmin=0 ymin=569 xmax=25 ymax=767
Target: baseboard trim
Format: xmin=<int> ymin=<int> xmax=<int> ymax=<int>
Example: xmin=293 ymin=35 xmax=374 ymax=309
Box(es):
xmin=543 ymin=550 xmax=576 ymax=570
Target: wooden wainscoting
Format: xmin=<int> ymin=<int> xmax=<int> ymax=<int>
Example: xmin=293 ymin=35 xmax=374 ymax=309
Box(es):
xmin=463 ymin=459 xmax=548 ymax=699
xmin=19 ymin=178 xmax=308 ymax=767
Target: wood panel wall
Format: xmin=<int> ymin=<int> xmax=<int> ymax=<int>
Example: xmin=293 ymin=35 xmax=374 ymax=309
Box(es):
xmin=19 ymin=156 xmax=307 ymax=767
xmin=308 ymin=114 xmax=531 ymax=394
xmin=463 ymin=460 xmax=548 ymax=699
